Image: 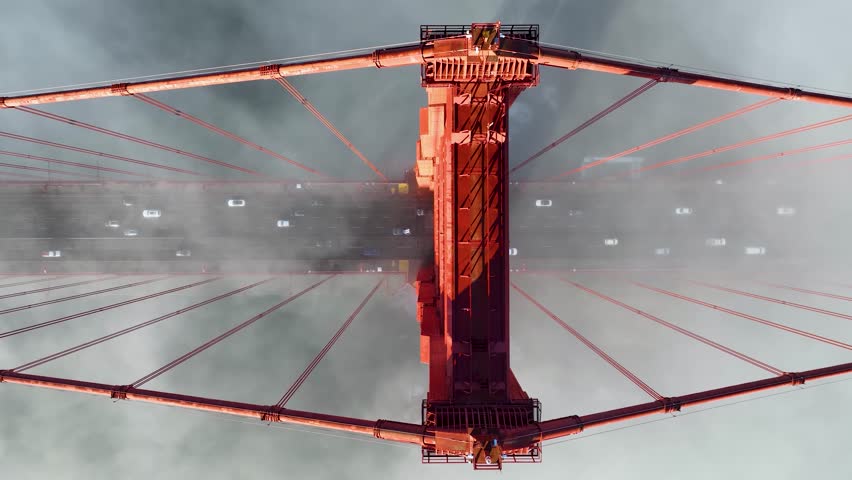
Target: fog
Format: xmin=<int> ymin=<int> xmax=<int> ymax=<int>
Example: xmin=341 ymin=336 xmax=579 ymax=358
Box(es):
xmin=1 ymin=1 xmax=851 ymax=479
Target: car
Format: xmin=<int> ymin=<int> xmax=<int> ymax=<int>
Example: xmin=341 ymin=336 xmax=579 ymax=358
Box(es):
xmin=105 ymin=220 xmax=120 ymax=228
xmin=362 ymin=247 xmax=380 ymax=257
xmin=416 ymin=208 xmax=425 ymax=217
xmin=654 ymin=247 xmax=671 ymax=256
xmin=122 ymin=198 xmax=134 ymax=207
xmin=276 ymin=219 xmax=290 ymax=228
xmin=567 ymin=209 xmax=583 ymax=217
xmin=175 ymin=249 xmax=191 ymax=257
xmin=744 ymin=246 xmax=766 ymax=255
xmin=508 ymin=247 xmax=518 ymax=256
xmin=706 ymin=237 xmax=726 ymax=247
xmin=392 ymin=227 xmax=412 ymax=236
xmin=776 ymin=206 xmax=796 ymax=216
xmin=604 ymin=238 xmax=619 ymax=246
xmin=674 ymin=207 xmax=693 ymax=215
xmin=310 ymin=200 xmax=324 ymax=207
xmin=535 ymin=199 xmax=553 ymax=207
xmin=123 ymin=229 xmax=139 ymax=237
xmin=294 ymin=211 xmax=305 ymax=217
xmin=227 ymin=199 xmax=246 ymax=207
xmin=41 ymin=250 xmax=61 ymax=258
xmin=142 ymin=209 xmax=161 ymax=218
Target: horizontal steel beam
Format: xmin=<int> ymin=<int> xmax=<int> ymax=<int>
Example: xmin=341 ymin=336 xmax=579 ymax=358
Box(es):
xmin=0 ymin=370 xmax=430 ymax=446
xmin=537 ymin=46 xmax=852 ymax=108
xmin=504 ymin=361 xmax=852 ymax=448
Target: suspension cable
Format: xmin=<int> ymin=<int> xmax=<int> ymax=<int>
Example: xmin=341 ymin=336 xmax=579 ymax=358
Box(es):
xmin=275 ymin=279 xmax=381 ymax=408
xmin=512 ymin=282 xmax=664 ymax=401
xmin=697 ymin=139 xmax=852 ymax=173
xmin=273 ymin=77 xmax=386 ymax=181
xmin=0 ymin=277 xmax=220 ymax=339
xmin=633 ymin=282 xmax=852 ymax=350
xmin=0 ymin=276 xmax=61 ymax=289
xmin=0 ymin=276 xmax=168 ymax=316
xmin=0 ymin=131 xmax=205 ymax=177
xmin=547 ymin=98 xmax=780 ymax=180
xmin=636 ymin=114 xmax=852 ymax=173
xmin=12 ymin=278 xmax=275 ymax=373
xmin=15 ymin=107 xmax=261 ymax=177
xmin=689 ymin=280 xmax=852 ymax=322
xmin=0 ymin=161 xmax=99 ymax=179
xmin=510 ymin=79 xmax=659 ymax=175
xmin=562 ymin=279 xmax=783 ymax=375
xmin=759 ymin=282 xmax=852 ymax=302
xmin=0 ymin=150 xmax=154 ymax=179
xmin=0 ymin=275 xmax=115 ymax=301
xmin=133 ymin=94 xmax=325 ymax=178
xmin=130 ymin=275 xmax=335 ymax=388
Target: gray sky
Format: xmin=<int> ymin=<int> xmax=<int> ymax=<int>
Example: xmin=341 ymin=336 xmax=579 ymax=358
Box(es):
xmin=1 ymin=1 xmax=851 ymax=479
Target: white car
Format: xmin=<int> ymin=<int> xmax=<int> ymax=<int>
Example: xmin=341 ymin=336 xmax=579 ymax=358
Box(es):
xmin=654 ymin=247 xmax=671 ymax=256
xmin=276 ymin=219 xmax=291 ymax=228
xmin=105 ymin=220 xmax=120 ymax=228
xmin=674 ymin=207 xmax=693 ymax=215
xmin=123 ymin=229 xmax=139 ymax=237
xmin=706 ymin=237 xmax=727 ymax=247
xmin=142 ymin=209 xmax=161 ymax=218
xmin=416 ymin=208 xmax=425 ymax=217
xmin=535 ymin=199 xmax=553 ymax=207
xmin=122 ymin=198 xmax=134 ymax=207
xmin=604 ymin=238 xmax=619 ymax=246
xmin=509 ymin=247 xmax=518 ymax=256
xmin=294 ymin=211 xmax=305 ymax=217
xmin=392 ymin=227 xmax=412 ymax=236
xmin=227 ymin=199 xmax=246 ymax=207
xmin=175 ymin=249 xmax=191 ymax=257
xmin=744 ymin=246 xmax=766 ymax=255
xmin=776 ymin=206 xmax=796 ymax=216
xmin=41 ymin=250 xmax=61 ymax=258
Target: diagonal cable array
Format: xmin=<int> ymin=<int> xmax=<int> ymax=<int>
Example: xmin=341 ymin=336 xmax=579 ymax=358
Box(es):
xmin=130 ymin=275 xmax=335 ymax=388
xmin=132 ymin=93 xmax=325 ymax=177
xmin=512 ymin=282 xmax=664 ymax=401
xmin=636 ymin=114 xmax=852 ymax=173
xmin=688 ymin=279 xmax=852 ymax=322
xmin=275 ymin=279 xmax=382 ymax=408
xmin=510 ymin=79 xmax=659 ymax=175
xmin=0 ymin=275 xmax=116 ymax=301
xmin=273 ymin=77 xmax=386 ymax=181
xmin=11 ymin=277 xmax=275 ymax=373
xmin=546 ymin=98 xmax=781 ymax=180
xmin=15 ymin=106 xmax=260 ymax=177
xmin=0 ymin=161 xmax=99 ymax=179
xmin=561 ymin=279 xmax=784 ymax=375
xmin=758 ymin=282 xmax=852 ymax=302
xmin=0 ymin=276 xmax=169 ymax=316
xmin=0 ymin=277 xmax=220 ymax=339
xmin=633 ymin=282 xmax=851 ymax=350
xmin=696 ymin=139 xmax=852 ymax=173
xmin=0 ymin=276 xmax=61 ymax=289
xmin=0 ymin=130 xmax=205 ymax=177
xmin=0 ymin=150 xmax=154 ymax=179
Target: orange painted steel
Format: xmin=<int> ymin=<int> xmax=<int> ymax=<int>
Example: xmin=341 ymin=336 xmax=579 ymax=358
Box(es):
xmin=0 ymin=44 xmax=426 ymax=108
xmin=537 ymin=46 xmax=852 ymax=108
xmin=0 ymin=370 xmax=430 ymax=446
xmin=503 ymin=361 xmax=852 ymax=448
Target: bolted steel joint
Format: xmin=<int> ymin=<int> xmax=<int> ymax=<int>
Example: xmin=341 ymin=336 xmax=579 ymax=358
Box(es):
xmin=259 ymin=64 xmax=282 ymax=79
xmin=110 ymin=385 xmax=130 ymax=400
xmin=662 ymin=397 xmax=682 ymax=413
xmin=110 ymin=84 xmax=132 ymax=96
